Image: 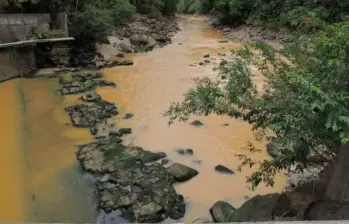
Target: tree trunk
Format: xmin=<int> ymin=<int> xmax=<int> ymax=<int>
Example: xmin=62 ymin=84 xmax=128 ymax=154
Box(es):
xmin=325 ymin=144 xmax=349 ymax=201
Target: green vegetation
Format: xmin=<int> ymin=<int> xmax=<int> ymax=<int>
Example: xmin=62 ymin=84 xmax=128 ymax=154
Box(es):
xmin=166 ymin=1 xmax=349 ymax=197
xmin=177 ymin=0 xmax=349 ymax=32
xmin=0 ymin=0 xmax=177 ymax=42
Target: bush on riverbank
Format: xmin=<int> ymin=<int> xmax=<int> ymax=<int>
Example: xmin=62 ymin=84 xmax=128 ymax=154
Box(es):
xmin=165 ymin=17 xmax=349 ymax=197
xmin=178 ymin=0 xmax=349 ymax=33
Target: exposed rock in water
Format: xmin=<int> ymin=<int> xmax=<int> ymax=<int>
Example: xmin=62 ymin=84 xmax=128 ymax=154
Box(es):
xmin=204 ymin=60 xmax=211 ymax=64
xmin=190 ymin=120 xmax=204 ymax=127
xmin=215 ymin=165 xmax=235 ymax=175
xmin=65 ymin=101 xmax=118 ymax=128
xmin=175 ymin=148 xmax=193 ymax=156
xmin=166 ymin=163 xmax=199 ymax=182
xmin=119 ymin=128 xmax=132 ymax=135
xmin=176 ymin=148 xmax=185 ymax=155
xmin=186 ymin=149 xmax=194 ymax=155
xmin=77 ymin=139 xmax=186 ymax=222
xmin=204 ymin=54 xmax=210 ymax=58
xmin=229 ymin=194 xmax=280 ymax=222
xmin=124 ymin=113 xmax=134 ymax=119
xmin=104 ymin=61 xmax=121 ymax=68
xmin=99 ymin=80 xmax=116 ymax=87
xmin=59 ymin=73 xmax=115 ymax=95
xmin=218 ymin=40 xmax=229 ymax=43
xmin=81 ymin=91 xmax=102 ymax=102
xmin=116 ymin=53 xmax=125 ymax=58
xmin=104 ymin=60 xmax=134 ymax=68
xmin=161 ymin=159 xmax=169 ymax=165
xmin=119 ymin=60 xmax=134 ymax=66
xmin=210 ymin=201 xmax=236 ymax=222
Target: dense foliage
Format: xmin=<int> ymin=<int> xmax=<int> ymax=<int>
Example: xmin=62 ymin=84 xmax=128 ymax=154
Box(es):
xmin=0 ymin=0 xmax=177 ymax=42
xmin=165 ymin=21 xmax=349 ymax=189
xmin=178 ymin=0 xmax=349 ymax=32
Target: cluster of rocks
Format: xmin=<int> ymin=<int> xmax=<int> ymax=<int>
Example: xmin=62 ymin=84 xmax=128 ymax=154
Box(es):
xmin=77 ymin=139 xmax=198 ymax=222
xmin=113 ymin=14 xmax=180 ymax=52
xmin=55 ymin=67 xmax=200 ymax=222
xmin=59 ymin=72 xmax=116 ymax=95
xmin=208 ymin=147 xmax=337 ymax=223
xmin=207 ymin=17 xmax=286 ymax=49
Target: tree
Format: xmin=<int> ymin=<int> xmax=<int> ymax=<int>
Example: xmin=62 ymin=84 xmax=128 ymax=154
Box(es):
xmin=165 ymin=21 xmax=349 ymax=195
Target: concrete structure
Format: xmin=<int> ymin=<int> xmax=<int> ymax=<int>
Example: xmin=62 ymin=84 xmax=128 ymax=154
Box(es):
xmin=0 ymin=13 xmax=51 ymax=43
xmin=0 ymin=45 xmax=36 ymax=82
xmin=0 ymin=13 xmax=73 ymax=82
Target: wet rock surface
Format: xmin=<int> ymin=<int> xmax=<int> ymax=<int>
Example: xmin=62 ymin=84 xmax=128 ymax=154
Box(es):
xmin=65 ymin=101 xmax=118 ymax=128
xmin=166 ymin=163 xmax=199 ymax=182
xmin=210 ymin=201 xmax=236 ymax=222
xmin=113 ymin=15 xmax=180 ymax=52
xmin=59 ymin=72 xmax=115 ymax=95
xmin=231 ymin=193 xmax=280 ymax=221
xmin=54 ymin=62 xmax=192 ymax=222
xmin=190 ymin=120 xmax=204 ymax=127
xmin=215 ymin=165 xmax=234 ymax=175
xmin=77 ymin=139 xmax=186 ymax=222
xmin=175 ymin=148 xmax=194 ymax=156
xmin=81 ymin=91 xmax=102 ymax=102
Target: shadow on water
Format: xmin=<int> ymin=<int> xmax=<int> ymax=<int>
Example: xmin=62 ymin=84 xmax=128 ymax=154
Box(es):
xmin=28 ymin=162 xmax=97 ymax=222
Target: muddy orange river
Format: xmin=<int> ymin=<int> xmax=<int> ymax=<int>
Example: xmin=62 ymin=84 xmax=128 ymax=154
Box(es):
xmin=0 ymin=16 xmax=286 ymax=223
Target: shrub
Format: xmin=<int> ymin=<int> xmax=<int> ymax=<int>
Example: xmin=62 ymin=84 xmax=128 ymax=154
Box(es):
xmin=70 ymin=6 xmax=114 ymax=42
xmin=103 ymin=0 xmax=136 ymax=23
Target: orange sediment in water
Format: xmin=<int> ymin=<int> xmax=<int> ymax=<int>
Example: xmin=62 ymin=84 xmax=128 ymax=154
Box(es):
xmin=99 ymin=15 xmax=287 ymax=222
xmin=0 ymin=79 xmax=26 ymax=221
xmin=0 ymin=15 xmax=286 ymax=222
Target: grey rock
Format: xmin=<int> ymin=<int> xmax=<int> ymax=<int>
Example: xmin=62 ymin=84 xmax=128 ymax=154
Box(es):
xmin=191 ymin=120 xmax=204 ymax=127
xmin=124 ymin=113 xmax=134 ymax=119
xmin=119 ymin=128 xmax=132 ymax=134
xmin=166 ymin=163 xmax=199 ymax=182
xmin=81 ymin=91 xmax=101 ymax=102
xmin=210 ymin=201 xmax=236 ymax=222
xmin=229 ymin=194 xmax=280 ymax=222
xmin=215 ymin=165 xmax=235 ymax=175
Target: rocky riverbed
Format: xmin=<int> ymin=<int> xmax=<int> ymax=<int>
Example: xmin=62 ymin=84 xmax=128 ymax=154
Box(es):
xmin=48 ymin=64 xmax=201 ymax=222
xmin=23 ymin=15 xmax=340 ymax=223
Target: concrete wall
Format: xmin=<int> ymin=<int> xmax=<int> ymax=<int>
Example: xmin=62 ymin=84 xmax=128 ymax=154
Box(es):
xmin=0 ymin=13 xmax=51 ymax=43
xmin=0 ymin=46 xmax=36 ymax=82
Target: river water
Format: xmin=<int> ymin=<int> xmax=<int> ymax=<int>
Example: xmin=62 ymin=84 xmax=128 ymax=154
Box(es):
xmin=0 ymin=16 xmax=286 ymax=222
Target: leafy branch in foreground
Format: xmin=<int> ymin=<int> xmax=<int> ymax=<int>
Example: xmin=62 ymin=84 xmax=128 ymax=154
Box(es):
xmin=165 ymin=21 xmax=349 ymax=189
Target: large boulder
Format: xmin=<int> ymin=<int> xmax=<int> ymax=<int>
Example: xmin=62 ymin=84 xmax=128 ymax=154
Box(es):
xmin=229 ymin=194 xmax=280 ymax=222
xmin=304 ymin=200 xmax=349 ymax=220
xmin=166 ymin=163 xmax=199 ymax=182
xmin=210 ymin=201 xmax=236 ymax=222
xmin=130 ymin=34 xmax=157 ymax=48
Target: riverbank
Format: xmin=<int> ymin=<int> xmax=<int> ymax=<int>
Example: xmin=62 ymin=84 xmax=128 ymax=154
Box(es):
xmin=0 ymin=15 xmax=289 ymax=222
xmin=200 ymin=16 xmax=341 ymax=223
